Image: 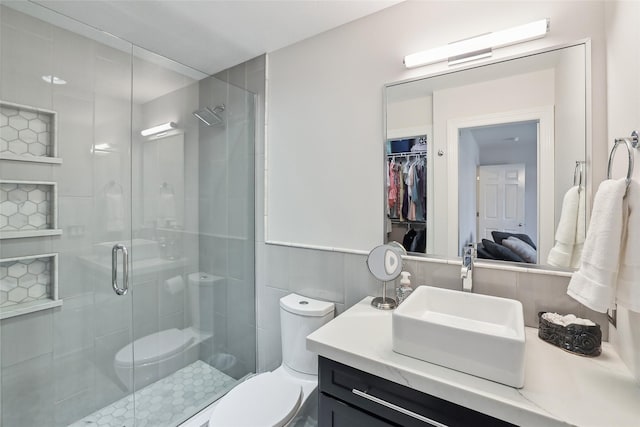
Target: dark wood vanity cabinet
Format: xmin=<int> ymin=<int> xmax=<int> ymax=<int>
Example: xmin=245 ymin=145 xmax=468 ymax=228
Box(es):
xmin=318 ymin=357 xmax=516 ymax=427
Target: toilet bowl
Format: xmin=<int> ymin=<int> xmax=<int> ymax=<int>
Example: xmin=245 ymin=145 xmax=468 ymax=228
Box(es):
xmin=113 ymin=272 xmax=223 ymax=390
xmin=209 ymin=293 xmax=334 ymax=426
xmin=114 ymin=327 xmax=201 ymax=390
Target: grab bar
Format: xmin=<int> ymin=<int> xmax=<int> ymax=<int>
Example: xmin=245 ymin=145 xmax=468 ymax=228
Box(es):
xmin=112 ymin=243 xmax=129 ymax=296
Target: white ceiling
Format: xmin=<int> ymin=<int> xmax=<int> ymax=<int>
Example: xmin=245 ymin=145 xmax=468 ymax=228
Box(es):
xmin=468 ymin=121 xmax=538 ymax=151
xmin=31 ymin=0 xmax=402 ymax=75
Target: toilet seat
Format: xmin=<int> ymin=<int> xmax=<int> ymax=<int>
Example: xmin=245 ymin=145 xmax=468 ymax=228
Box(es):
xmin=114 ymin=328 xmax=194 ymax=367
xmin=209 ymin=372 xmax=302 ymax=427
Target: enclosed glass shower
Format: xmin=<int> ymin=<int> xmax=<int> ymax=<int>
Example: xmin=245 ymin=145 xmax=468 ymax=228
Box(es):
xmin=0 ymin=3 xmax=256 ymax=426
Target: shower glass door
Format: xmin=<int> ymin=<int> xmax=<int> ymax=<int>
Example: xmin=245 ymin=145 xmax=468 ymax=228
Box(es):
xmin=0 ymin=4 xmax=138 ymax=425
xmin=129 ymin=47 xmax=257 ymax=426
xmin=1 ymin=3 xmax=256 ymax=427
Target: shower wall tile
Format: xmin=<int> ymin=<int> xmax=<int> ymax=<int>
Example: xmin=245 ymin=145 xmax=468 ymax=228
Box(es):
xmin=227 ymin=238 xmax=252 ymax=281
xmin=0 ymin=7 xmax=54 ymax=109
xmin=199 ymin=235 xmax=229 ymax=278
xmin=92 ymin=363 xmax=130 ymax=414
xmin=54 ymin=389 xmax=97 ymax=427
xmin=158 ymin=271 xmax=188 ymax=317
xmin=227 ymin=278 xmax=255 ymax=326
xmin=132 ymin=280 xmax=160 ymax=340
xmin=56 ymin=196 xmax=93 ymax=252
xmin=1 ymin=353 xmax=54 ymax=427
xmin=56 ymin=255 xmax=90 ymax=299
xmin=93 ymin=292 xmax=131 ymax=339
xmin=53 ymin=348 xmax=95 ymax=404
xmin=212 ymin=277 xmax=228 ymax=317
xmin=51 ymin=94 xmax=93 ymax=197
xmin=0 ymin=309 xmax=53 ymax=368
xmin=93 ymin=329 xmax=132 ymax=395
xmin=159 ymin=310 xmax=186 ymax=333
xmin=229 ymin=124 xmax=251 ymax=195
xmin=228 ymin=196 xmax=250 ymax=239
xmin=226 ymin=62 xmax=248 ymax=91
xmin=53 ymin=293 xmax=95 ymax=357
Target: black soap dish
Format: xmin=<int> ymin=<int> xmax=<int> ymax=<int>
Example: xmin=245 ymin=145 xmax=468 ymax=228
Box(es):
xmin=538 ymin=312 xmax=602 ymax=357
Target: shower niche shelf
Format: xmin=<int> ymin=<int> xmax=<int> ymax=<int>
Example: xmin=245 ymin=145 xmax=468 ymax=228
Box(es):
xmin=0 ymin=100 xmax=62 ymax=164
xmin=0 ymin=253 xmax=62 ymax=320
xmin=0 ymin=180 xmax=62 ymax=239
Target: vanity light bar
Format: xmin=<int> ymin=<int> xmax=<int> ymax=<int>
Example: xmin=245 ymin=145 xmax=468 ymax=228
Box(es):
xmin=403 ymin=18 xmax=550 ymax=69
xmin=140 ymin=122 xmax=177 ymax=137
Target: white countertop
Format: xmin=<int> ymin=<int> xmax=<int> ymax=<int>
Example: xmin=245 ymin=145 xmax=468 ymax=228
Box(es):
xmin=307 ymin=297 xmax=640 ymax=427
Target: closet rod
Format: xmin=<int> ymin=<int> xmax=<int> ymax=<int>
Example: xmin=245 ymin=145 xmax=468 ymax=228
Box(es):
xmin=387 ymin=152 xmax=427 ymax=159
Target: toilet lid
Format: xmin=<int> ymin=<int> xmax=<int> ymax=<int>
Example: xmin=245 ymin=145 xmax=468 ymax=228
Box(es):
xmin=115 ymin=329 xmax=194 ymax=366
xmin=210 ymin=372 xmax=302 ymax=427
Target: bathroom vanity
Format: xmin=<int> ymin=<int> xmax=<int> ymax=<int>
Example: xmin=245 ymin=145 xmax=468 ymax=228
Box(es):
xmin=307 ymin=297 xmax=640 ymax=427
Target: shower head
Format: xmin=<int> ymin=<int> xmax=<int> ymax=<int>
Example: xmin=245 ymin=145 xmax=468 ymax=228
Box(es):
xmin=193 ymin=104 xmax=225 ymax=126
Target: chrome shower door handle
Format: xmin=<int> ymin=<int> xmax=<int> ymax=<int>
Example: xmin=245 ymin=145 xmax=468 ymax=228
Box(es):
xmin=112 ymin=243 xmax=129 ymax=296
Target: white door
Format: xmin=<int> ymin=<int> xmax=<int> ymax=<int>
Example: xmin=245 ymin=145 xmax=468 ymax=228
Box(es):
xmin=477 ymin=164 xmax=525 ymax=240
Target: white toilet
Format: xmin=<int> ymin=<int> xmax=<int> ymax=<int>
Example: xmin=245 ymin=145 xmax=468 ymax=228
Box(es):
xmin=113 ymin=272 xmax=223 ymax=390
xmin=209 ymin=293 xmax=334 ymax=427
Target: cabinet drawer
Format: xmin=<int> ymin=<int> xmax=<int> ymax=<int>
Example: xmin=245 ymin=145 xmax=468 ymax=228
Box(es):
xmin=320 ymin=392 xmax=399 ymax=427
xmin=319 ymin=357 xmax=515 ymax=427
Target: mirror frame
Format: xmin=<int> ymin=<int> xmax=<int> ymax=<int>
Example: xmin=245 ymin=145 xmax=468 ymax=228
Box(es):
xmin=382 ymin=39 xmax=592 ymax=272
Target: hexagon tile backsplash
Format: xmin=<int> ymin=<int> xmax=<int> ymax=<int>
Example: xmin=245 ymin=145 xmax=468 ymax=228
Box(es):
xmin=0 ymin=182 xmax=54 ymax=232
xmin=0 ymin=255 xmax=54 ymax=308
xmin=0 ymin=101 xmax=56 ymax=160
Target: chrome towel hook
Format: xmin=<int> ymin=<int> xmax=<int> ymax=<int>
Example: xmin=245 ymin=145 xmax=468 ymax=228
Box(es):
xmin=607 ymin=130 xmax=638 ymax=197
xmin=574 ymin=160 xmax=585 ymax=190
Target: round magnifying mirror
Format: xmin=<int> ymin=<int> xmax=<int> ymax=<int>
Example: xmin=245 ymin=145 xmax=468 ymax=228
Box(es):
xmin=366 ymin=242 xmax=406 ymax=309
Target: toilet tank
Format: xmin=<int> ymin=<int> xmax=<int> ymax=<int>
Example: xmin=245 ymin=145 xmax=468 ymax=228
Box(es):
xmin=280 ymin=293 xmax=335 ymax=375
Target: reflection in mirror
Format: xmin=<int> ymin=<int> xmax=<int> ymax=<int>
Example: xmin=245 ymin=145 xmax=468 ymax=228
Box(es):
xmin=385 ymin=42 xmax=587 ymax=269
xmin=143 ymin=132 xmax=185 ymax=228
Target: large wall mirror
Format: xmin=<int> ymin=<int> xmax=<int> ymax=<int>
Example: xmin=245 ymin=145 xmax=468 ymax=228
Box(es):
xmin=142 ymin=132 xmax=185 ymax=228
xmin=385 ymin=42 xmax=588 ymax=269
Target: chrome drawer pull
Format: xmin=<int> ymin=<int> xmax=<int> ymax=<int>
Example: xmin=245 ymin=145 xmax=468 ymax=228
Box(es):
xmin=352 ymin=388 xmax=449 ymax=427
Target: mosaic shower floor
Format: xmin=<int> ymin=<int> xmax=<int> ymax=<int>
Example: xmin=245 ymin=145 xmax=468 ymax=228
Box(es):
xmin=69 ymin=360 xmax=237 ymax=427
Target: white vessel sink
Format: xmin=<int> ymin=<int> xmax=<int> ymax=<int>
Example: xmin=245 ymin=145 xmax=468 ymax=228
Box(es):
xmin=392 ymin=285 xmax=525 ymax=388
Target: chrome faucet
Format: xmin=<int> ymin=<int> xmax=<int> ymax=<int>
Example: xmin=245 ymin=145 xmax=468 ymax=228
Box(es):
xmin=461 ymin=243 xmax=475 ymax=292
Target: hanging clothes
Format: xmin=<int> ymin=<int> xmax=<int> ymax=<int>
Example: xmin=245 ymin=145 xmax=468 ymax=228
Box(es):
xmin=388 ymin=159 xmax=397 ymax=216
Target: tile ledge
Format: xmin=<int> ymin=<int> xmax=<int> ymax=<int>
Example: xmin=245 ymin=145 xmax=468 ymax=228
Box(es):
xmin=0 ymin=298 xmax=63 ymax=320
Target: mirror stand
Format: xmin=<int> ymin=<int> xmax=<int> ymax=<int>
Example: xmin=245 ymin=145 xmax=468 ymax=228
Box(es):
xmin=371 ymin=281 xmax=397 ymax=310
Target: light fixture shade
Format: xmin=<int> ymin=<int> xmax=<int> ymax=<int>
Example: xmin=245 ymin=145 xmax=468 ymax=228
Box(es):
xmin=140 ymin=122 xmax=177 ymax=136
xmin=404 ymin=19 xmax=549 ymax=69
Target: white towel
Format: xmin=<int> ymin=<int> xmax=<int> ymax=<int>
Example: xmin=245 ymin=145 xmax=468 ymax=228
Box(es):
xmin=547 ymin=186 xmax=580 ymax=268
xmin=567 ymin=179 xmax=627 ymax=313
xmin=570 ymin=187 xmax=586 ymax=268
xmin=617 ymin=180 xmax=640 ymax=312
xmin=158 ymin=192 xmax=176 ymax=223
